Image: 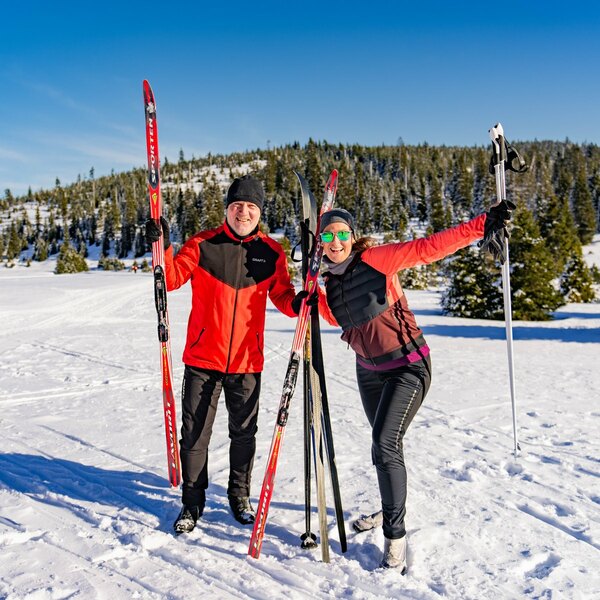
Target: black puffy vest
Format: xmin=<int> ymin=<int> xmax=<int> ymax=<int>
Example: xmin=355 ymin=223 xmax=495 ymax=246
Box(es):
xmin=323 ymin=256 xmax=427 ymax=366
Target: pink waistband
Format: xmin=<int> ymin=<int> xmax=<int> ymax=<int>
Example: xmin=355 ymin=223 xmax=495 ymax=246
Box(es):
xmin=357 ymin=345 xmax=430 ymax=371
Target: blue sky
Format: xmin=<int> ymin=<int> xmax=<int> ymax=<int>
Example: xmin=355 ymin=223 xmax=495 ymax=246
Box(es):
xmin=2 ymin=1 xmax=599 ymax=196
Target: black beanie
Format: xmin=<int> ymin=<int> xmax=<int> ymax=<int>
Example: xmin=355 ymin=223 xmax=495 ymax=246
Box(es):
xmin=225 ymin=175 xmax=265 ymax=212
xmin=319 ymin=208 xmax=355 ymax=233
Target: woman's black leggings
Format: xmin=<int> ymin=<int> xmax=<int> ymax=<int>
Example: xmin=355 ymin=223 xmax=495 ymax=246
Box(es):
xmin=356 ymin=355 xmax=431 ymax=539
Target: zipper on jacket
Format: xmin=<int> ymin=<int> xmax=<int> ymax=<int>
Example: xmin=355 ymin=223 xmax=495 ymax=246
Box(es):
xmin=256 ymin=332 xmax=263 ymax=358
xmin=189 ymin=327 xmax=206 ymax=350
xmin=225 ymin=242 xmax=244 ymax=373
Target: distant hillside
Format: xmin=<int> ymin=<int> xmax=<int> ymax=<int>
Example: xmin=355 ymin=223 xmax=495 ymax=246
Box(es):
xmin=1 ymin=139 xmax=598 ymax=318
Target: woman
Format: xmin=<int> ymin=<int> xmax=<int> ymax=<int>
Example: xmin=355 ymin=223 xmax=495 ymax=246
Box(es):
xmin=315 ymin=205 xmax=509 ymax=571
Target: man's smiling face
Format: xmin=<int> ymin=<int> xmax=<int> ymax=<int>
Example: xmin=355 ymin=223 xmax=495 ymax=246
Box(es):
xmin=226 ymin=201 xmax=261 ymax=237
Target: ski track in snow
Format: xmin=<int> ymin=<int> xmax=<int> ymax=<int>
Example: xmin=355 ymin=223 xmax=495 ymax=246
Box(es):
xmin=1 ymin=261 xmax=599 ymax=599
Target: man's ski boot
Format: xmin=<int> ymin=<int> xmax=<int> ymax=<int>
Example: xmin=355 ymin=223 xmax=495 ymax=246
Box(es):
xmin=173 ymin=505 xmax=201 ymax=534
xmin=228 ymin=495 xmax=256 ymax=525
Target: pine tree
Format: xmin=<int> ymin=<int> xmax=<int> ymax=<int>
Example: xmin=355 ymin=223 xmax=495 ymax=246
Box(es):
xmin=472 ymin=147 xmax=495 ymax=215
xmin=371 ymin=177 xmax=385 ymax=231
xmin=33 ymin=238 xmax=49 ymax=261
xmin=400 ymin=264 xmax=435 ymax=290
xmin=441 ymin=247 xmax=504 ymax=318
xmin=6 ymin=222 xmax=22 ymax=261
xmin=560 ymin=253 xmax=596 ymax=303
xmin=179 ymin=186 xmax=201 ymax=241
xmin=203 ymin=174 xmax=224 ymax=229
xmin=447 ymin=150 xmax=474 ymax=214
xmin=55 ymin=242 xmax=89 ymax=274
xmin=429 ymin=173 xmax=448 ymax=232
xmin=4 ymin=188 xmax=15 ymax=208
xmin=305 ymin=139 xmax=323 ymax=195
xmin=354 ymin=163 xmax=370 ymax=232
xmin=335 ymin=157 xmax=355 ymax=214
xmin=508 ymin=207 xmax=564 ymax=320
xmin=386 ymin=180 xmax=408 ymax=237
xmin=572 ymin=161 xmax=596 ymax=245
xmin=535 ymin=166 xmax=581 ymax=275
xmin=264 ymin=151 xmax=277 ymax=199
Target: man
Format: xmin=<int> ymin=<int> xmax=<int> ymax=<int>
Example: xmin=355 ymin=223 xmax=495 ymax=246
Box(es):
xmin=146 ymin=175 xmax=307 ymax=534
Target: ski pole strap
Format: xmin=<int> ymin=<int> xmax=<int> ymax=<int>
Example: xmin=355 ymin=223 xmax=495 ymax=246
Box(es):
xmin=291 ymin=222 xmax=316 ymax=259
xmin=506 ymin=142 xmax=528 ymax=173
xmin=300 ymin=221 xmax=316 ymax=255
xmin=291 ymin=241 xmax=302 ymax=263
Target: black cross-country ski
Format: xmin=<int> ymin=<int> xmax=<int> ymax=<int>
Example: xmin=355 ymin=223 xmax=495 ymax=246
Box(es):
xmin=310 ymin=289 xmax=347 ymax=554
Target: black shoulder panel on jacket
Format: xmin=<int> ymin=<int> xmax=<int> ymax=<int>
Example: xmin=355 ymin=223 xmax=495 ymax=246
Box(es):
xmin=199 ymin=232 xmax=279 ymax=289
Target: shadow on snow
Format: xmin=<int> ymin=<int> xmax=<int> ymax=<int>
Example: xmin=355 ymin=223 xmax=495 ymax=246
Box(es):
xmin=421 ymin=323 xmax=600 ymax=344
xmin=0 ymin=453 xmax=347 ymax=549
xmin=0 ymin=452 xmax=176 ymax=527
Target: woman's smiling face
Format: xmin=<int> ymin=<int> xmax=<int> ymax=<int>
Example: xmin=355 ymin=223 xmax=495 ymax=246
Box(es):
xmin=322 ymin=222 xmax=353 ymax=263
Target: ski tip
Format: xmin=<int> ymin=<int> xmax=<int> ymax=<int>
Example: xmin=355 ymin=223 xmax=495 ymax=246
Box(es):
xmin=143 ymin=80 xmax=155 ymax=105
xmin=294 ymin=170 xmax=307 ymax=186
xmin=327 ymin=169 xmax=338 ymax=191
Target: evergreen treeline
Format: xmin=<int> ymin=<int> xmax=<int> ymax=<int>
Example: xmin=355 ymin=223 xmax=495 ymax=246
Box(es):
xmin=1 ymin=139 xmax=598 ymax=319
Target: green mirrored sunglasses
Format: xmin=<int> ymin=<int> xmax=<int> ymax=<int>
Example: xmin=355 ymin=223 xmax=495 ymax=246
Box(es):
xmin=320 ymin=230 xmax=352 ymax=242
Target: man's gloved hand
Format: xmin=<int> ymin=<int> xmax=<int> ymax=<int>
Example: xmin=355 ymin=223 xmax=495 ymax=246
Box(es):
xmin=479 ymin=200 xmax=515 ymax=264
xmin=291 ymin=290 xmax=319 ymax=315
xmin=145 ymin=216 xmax=171 ymax=250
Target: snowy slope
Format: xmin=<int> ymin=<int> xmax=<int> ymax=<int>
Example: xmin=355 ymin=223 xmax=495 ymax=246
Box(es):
xmin=0 ymin=256 xmax=599 ymax=600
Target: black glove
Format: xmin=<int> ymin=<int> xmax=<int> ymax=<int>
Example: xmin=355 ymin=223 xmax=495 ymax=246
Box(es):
xmin=291 ymin=290 xmax=319 ymax=315
xmin=145 ymin=216 xmax=170 ymax=250
xmin=479 ymin=201 xmax=515 ymax=263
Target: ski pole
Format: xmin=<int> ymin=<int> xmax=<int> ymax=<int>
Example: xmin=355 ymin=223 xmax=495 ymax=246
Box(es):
xmin=489 ymin=122 xmax=520 ymax=458
xmin=302 ymin=247 xmax=317 ymax=550
xmin=297 ymin=174 xmax=318 ymax=550
xmin=301 ymin=327 xmax=317 ymax=549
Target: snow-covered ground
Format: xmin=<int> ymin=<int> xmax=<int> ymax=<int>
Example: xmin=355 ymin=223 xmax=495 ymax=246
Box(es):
xmin=1 ymin=243 xmax=599 ymax=599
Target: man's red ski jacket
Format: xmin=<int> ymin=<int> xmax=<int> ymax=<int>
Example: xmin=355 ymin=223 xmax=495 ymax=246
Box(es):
xmin=165 ymin=220 xmax=296 ymax=374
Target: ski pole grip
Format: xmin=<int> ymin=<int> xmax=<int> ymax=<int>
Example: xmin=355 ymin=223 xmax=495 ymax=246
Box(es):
xmin=489 ymin=122 xmax=507 ymax=165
